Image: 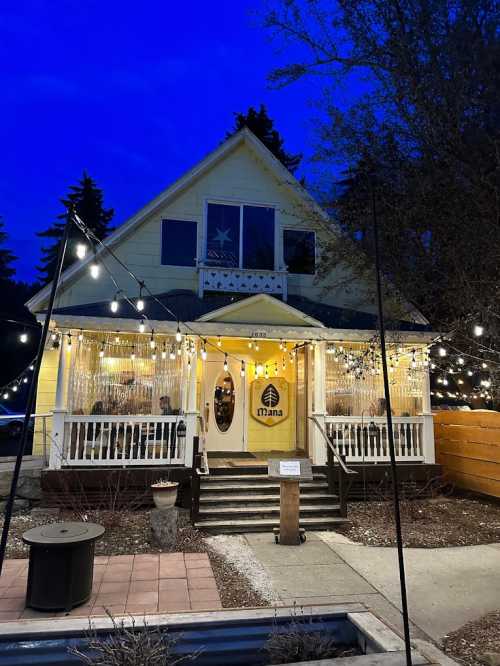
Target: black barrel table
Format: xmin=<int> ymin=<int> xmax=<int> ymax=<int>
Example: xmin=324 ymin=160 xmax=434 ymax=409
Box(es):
xmin=22 ymin=522 xmax=104 ymax=611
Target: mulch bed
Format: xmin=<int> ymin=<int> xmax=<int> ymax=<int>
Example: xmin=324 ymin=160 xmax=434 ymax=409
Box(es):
xmin=0 ymin=508 xmax=267 ymax=609
xmin=336 ymin=496 xmax=500 ymax=547
xmin=442 ymin=611 xmax=500 ymax=666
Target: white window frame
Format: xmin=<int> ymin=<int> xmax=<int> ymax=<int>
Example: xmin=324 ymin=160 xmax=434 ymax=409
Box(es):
xmin=202 ymin=198 xmax=278 ymax=271
xmin=282 ymin=227 xmax=317 ymax=276
xmin=161 ymin=218 xmax=199 ymax=268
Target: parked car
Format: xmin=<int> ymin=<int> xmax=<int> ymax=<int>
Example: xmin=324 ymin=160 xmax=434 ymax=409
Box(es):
xmin=0 ymin=405 xmax=33 ymax=456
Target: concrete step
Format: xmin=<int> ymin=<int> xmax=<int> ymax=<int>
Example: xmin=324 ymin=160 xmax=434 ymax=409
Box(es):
xmin=200 ymin=481 xmax=329 ymax=493
xmin=199 ymin=492 xmax=337 ymax=505
xmin=198 ymin=504 xmax=341 ymax=517
xmin=202 ymin=473 xmax=327 ymax=483
xmin=194 ymin=515 xmax=348 ymax=533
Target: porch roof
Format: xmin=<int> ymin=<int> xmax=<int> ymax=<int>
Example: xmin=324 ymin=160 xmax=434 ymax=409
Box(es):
xmin=50 ymin=290 xmax=430 ymax=332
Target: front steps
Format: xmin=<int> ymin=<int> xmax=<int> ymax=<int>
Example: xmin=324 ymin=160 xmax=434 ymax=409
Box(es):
xmin=194 ymin=468 xmax=348 ymax=534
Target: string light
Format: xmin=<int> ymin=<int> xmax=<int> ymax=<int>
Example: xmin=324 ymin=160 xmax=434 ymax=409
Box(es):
xmin=99 ymin=341 xmax=105 ymax=358
xmin=201 ymin=341 xmax=207 ymax=361
xmin=169 ymin=346 xmax=175 ymax=361
xmin=67 ymin=333 xmax=72 ymax=350
xmin=89 ymin=262 xmax=100 ymax=279
xmin=240 ymin=360 xmax=245 ymax=377
xmin=473 ymin=324 xmax=484 ymax=337
xmin=22 ymin=377 xmax=28 ymax=384
xmin=136 ymin=285 xmax=145 ymax=312
xmin=438 ymin=346 xmax=447 ymax=357
xmin=176 ymin=324 xmax=182 ymax=343
xmin=139 ymin=319 xmax=145 ymax=334
xmin=274 ymin=362 xmax=278 ymax=376
xmin=130 ymin=346 xmax=136 ymax=360
xmin=114 ymin=333 xmax=120 ymax=343
xmin=76 ymin=243 xmax=87 ymax=260
xmin=152 ymin=351 xmax=157 ymax=361
xmin=12 ymin=384 xmax=18 ymax=392
xmin=248 ymin=340 xmax=253 ymax=349
xmin=254 ymin=342 xmax=260 ymax=352
xmin=110 ymin=294 xmax=119 ymax=313
xmin=457 ymin=357 xmax=464 ymax=365
xmin=177 ymin=344 xmax=182 ymax=356
xmin=264 ymin=364 xmax=269 ymax=379
xmin=150 ymin=332 xmax=156 ymax=350
xmin=29 ymin=365 xmax=34 ymax=371
xmin=19 ymin=331 xmax=28 ymax=344
xmin=223 ymin=353 xmax=228 ymax=372
xmin=78 ymin=330 xmax=84 ymax=342
xmin=2 ymin=392 xmax=8 ymax=400
xmin=217 ymin=336 xmax=222 ymax=347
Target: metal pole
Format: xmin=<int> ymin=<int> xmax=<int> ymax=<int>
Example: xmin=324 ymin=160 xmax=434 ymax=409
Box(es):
xmin=0 ymin=211 xmax=73 ymax=575
xmin=371 ymin=185 xmax=413 ymax=665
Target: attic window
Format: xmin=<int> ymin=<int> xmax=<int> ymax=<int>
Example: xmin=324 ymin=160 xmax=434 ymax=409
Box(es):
xmin=284 ymin=229 xmax=316 ymax=275
xmin=161 ymin=219 xmax=197 ymax=267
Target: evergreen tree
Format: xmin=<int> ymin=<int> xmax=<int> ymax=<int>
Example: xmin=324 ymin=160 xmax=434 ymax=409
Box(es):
xmin=0 ymin=218 xmax=17 ymax=284
xmin=37 ymin=172 xmax=114 ymax=283
xmin=229 ymin=105 xmax=302 ymax=173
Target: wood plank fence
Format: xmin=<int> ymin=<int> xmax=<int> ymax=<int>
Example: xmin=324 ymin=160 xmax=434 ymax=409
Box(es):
xmin=434 ymin=410 xmax=500 ymax=498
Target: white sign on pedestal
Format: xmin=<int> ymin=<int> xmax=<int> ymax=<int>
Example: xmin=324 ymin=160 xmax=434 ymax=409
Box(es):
xmin=279 ymin=460 xmax=301 ymax=476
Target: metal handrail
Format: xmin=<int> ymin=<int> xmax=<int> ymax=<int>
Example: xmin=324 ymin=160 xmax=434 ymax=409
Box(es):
xmin=308 ymin=416 xmax=358 ymax=475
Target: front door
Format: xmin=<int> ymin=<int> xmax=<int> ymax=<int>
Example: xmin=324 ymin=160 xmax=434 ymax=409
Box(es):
xmin=202 ymin=355 xmax=246 ymax=452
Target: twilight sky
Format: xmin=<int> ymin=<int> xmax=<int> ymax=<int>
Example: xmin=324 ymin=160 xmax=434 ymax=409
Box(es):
xmin=1 ymin=1 xmax=359 ymax=282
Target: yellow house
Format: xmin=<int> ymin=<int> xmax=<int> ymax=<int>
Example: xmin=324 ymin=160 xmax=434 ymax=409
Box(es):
xmin=26 ymin=129 xmax=436 ymax=530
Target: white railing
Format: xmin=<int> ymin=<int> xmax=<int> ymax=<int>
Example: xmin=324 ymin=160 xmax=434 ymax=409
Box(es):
xmin=324 ymin=416 xmax=425 ymax=462
xmin=198 ymin=265 xmax=288 ymax=300
xmin=61 ymin=415 xmax=186 ymax=467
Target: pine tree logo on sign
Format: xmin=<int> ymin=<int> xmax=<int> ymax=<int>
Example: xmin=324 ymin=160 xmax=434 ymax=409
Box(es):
xmin=251 ymin=378 xmax=289 ymax=426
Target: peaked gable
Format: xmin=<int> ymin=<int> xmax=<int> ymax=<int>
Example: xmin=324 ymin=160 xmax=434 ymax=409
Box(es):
xmin=197 ymin=294 xmax=324 ymax=327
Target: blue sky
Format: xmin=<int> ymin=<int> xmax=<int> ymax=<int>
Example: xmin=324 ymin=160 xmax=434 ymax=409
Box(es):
xmin=1 ymin=1 xmax=354 ymax=281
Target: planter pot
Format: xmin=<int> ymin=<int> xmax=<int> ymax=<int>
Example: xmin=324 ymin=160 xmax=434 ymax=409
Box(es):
xmin=151 ymin=482 xmax=179 ymax=509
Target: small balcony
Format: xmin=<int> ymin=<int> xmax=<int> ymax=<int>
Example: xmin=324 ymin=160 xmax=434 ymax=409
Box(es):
xmin=198 ymin=265 xmax=288 ymax=300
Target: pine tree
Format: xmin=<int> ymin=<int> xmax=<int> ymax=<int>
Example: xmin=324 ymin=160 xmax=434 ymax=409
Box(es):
xmin=229 ymin=105 xmax=302 ymax=173
xmin=0 ymin=218 xmax=17 ymax=284
xmin=37 ymin=172 xmax=114 ymax=284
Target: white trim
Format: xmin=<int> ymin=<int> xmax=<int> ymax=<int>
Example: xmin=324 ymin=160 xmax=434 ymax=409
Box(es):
xmin=196 ymin=293 xmax=325 ymax=328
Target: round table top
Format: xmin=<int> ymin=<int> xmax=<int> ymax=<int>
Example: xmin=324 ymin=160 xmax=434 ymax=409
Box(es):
xmin=22 ymin=521 xmax=105 ymax=546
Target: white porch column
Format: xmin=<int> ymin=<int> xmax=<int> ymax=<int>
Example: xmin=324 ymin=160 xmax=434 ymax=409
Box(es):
xmin=311 ymin=341 xmax=327 ymax=465
xmin=421 ymin=365 xmax=435 ymax=464
xmin=50 ymin=336 xmax=71 ymax=469
xmin=183 ymin=344 xmax=199 ymax=467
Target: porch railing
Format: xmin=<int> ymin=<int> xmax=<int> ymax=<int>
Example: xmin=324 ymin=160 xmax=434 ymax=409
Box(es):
xmin=198 ymin=265 xmax=288 ymax=300
xmin=324 ymin=416 xmax=425 ymax=462
xmin=61 ymin=415 xmax=186 ymax=467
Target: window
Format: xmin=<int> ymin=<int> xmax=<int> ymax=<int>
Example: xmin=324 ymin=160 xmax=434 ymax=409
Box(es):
xmin=283 ymin=229 xmax=316 ymax=274
xmin=205 ymin=202 xmax=275 ymax=270
xmin=161 ymin=219 xmax=197 ymax=266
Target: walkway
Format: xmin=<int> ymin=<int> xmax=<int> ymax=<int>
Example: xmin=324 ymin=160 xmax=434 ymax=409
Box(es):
xmin=0 ymin=552 xmax=221 ymax=621
xmin=243 ymin=531 xmax=500 ymax=644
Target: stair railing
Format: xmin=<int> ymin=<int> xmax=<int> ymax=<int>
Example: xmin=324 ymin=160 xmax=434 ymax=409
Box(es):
xmin=309 ymin=416 xmax=357 ymax=518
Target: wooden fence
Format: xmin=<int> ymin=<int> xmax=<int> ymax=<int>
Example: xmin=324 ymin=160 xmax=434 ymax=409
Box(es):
xmin=434 ymin=410 xmax=500 ymax=498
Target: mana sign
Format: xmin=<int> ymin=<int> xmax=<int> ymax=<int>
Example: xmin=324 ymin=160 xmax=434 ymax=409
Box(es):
xmin=251 ymin=377 xmax=289 ymax=426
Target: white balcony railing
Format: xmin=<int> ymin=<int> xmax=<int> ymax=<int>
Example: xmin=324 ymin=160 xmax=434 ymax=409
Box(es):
xmin=60 ymin=415 xmax=186 ymax=467
xmin=324 ymin=416 xmax=426 ymax=462
xmin=198 ymin=265 xmax=288 ymax=300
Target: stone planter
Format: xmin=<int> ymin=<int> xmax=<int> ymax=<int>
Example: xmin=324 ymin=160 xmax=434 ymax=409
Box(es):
xmin=151 ymin=482 xmax=178 ymax=509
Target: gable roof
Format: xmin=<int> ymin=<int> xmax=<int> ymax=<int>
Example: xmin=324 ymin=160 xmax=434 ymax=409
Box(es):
xmin=48 ymin=290 xmax=430 ymax=332
xmin=27 ymin=127 xmax=327 ymax=313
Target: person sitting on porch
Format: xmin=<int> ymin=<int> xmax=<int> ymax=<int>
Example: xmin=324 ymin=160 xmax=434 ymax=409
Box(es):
xmin=160 ymin=395 xmax=173 ymax=415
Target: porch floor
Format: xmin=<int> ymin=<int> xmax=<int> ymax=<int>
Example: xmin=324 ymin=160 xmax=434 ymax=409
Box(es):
xmin=207 ymin=450 xmax=309 ymax=468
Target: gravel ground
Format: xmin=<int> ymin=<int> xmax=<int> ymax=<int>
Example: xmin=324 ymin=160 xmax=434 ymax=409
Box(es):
xmin=0 ymin=508 xmax=268 ymax=609
xmin=442 ymin=611 xmax=500 ymax=666
xmin=337 ymin=496 xmax=500 ymax=547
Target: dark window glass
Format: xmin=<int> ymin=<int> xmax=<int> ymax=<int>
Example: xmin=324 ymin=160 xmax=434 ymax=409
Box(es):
xmin=206 ymin=203 xmax=240 ymax=267
xmin=284 ymin=229 xmax=316 ymax=274
xmin=242 ymin=206 xmax=275 ymax=270
xmin=214 ymin=371 xmax=235 ymax=432
xmin=161 ymin=219 xmax=197 ymax=266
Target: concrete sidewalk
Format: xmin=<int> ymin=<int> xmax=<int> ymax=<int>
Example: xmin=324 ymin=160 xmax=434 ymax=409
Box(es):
xmin=243 ymin=531 xmax=500 ymax=645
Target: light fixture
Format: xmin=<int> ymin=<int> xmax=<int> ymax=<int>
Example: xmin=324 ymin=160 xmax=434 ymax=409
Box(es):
xmin=176 ymin=324 xmax=182 ymax=343
xmin=76 ymin=243 xmax=87 ymax=260
xmin=51 ymin=331 xmax=57 ymax=341
xmin=99 ymin=342 xmax=105 ymax=358
xmin=217 ymin=336 xmax=222 ymax=347
xmin=29 ymin=365 xmax=34 ymax=371
xmin=67 ymin=333 xmax=72 ymax=349
xmin=264 ymin=364 xmax=269 ymax=379
xmin=201 ymin=341 xmax=207 ymax=361
xmin=114 ymin=333 xmax=120 ymax=343
xmin=2 ymin=392 xmax=8 ymax=400
xmin=162 ymin=342 xmax=167 ymax=360
xmin=240 ymin=360 xmax=245 ymax=377
xmin=12 ymin=384 xmax=18 ymax=392
xmin=78 ymin=330 xmax=83 ymax=342
xmin=152 ymin=351 xmax=157 ymax=361
xmin=254 ymin=342 xmax=260 ymax=352
xmin=223 ymin=353 xmax=228 ymax=372
xmin=110 ymin=294 xmax=119 ymax=313
xmin=256 ymin=363 xmax=263 ymax=376
xmin=474 ymin=324 xmax=484 ymax=337
xmin=150 ymin=332 xmax=155 ymax=349
xmin=22 ymin=377 xmax=28 ymax=384
xmin=457 ymin=357 xmax=464 ymax=365
xmin=131 ymin=346 xmax=136 ymax=360
xmin=248 ymin=340 xmax=253 ymax=349
xmin=467 ymin=370 xmax=473 ymax=376
xmin=139 ymin=319 xmax=145 ymax=334
xmin=89 ymin=262 xmax=100 ymax=279
xmin=438 ymin=346 xmax=447 ymax=357
xmin=19 ymin=331 xmax=28 ymax=344
xmin=177 ymin=344 xmax=182 ymax=356
xmin=169 ymin=346 xmax=176 ymax=361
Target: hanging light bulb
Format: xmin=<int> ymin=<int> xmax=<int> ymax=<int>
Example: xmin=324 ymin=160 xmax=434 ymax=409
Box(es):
xmin=264 ymin=364 xmax=269 ymax=379
xmin=467 ymin=370 xmax=473 ymax=376
xmin=12 ymin=384 xmax=18 ymax=392
xmin=177 ymin=344 xmax=182 ymax=356
xmin=78 ymin=330 xmax=84 ymax=342
xmin=76 ymin=243 xmax=87 ymax=260
xmin=240 ymin=360 xmax=245 ymax=377
xmin=274 ymin=362 xmax=278 ymax=376
xmin=256 ymin=363 xmax=264 ymax=377
xmin=67 ymin=333 xmax=72 ymax=350
xmin=22 ymin=376 xmax=28 ymax=384
xmin=161 ymin=342 xmax=167 ymax=360
xmin=248 ymin=340 xmax=253 ymax=349
xmin=282 ymin=356 xmax=286 ymax=371
xmin=89 ymin=262 xmax=100 ymax=279
xmin=131 ymin=346 xmax=136 ymax=360
xmin=223 ymin=353 xmax=228 ymax=372
xmin=114 ymin=332 xmax=120 ymax=343
xmin=99 ymin=341 xmax=105 ymax=358
xmin=3 ymin=392 xmax=9 ymax=400
xmin=187 ymin=357 xmax=192 ymax=371
xmin=457 ymin=357 xmax=464 ymax=365
xmin=169 ymin=346 xmax=175 ymax=360
xmin=150 ymin=332 xmax=155 ymax=349
xmin=110 ymin=294 xmax=119 ymax=313
xmin=152 ymin=351 xmax=157 ymax=361
xmin=201 ymin=341 xmax=207 ymax=361
xmin=176 ymin=324 xmax=182 ymax=343
xmin=482 ymin=362 xmax=488 ymax=369
xmin=29 ymin=365 xmax=34 ymax=371
xmin=217 ymin=336 xmax=222 ymax=347
xmin=474 ymin=324 xmax=484 ymax=337
xmin=51 ymin=331 xmax=57 ymax=341
xmin=19 ymin=331 xmax=28 ymax=344
xmin=139 ymin=319 xmax=145 ymax=334
xmin=438 ymin=346 xmax=447 ymax=357
xmin=255 ymin=342 xmax=260 ymax=352
xmin=279 ymin=339 xmax=283 ymax=350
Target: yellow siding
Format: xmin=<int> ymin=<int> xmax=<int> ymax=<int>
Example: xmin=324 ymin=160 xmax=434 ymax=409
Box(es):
xmin=33 ymin=348 xmax=59 ymax=455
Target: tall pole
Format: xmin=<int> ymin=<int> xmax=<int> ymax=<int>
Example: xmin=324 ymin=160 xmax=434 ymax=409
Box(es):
xmin=371 ymin=185 xmax=413 ymax=665
xmin=0 ymin=212 xmax=73 ymax=575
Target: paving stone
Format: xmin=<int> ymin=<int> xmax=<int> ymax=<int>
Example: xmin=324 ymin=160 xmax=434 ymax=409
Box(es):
xmin=188 ymin=577 xmax=218 ymax=591
xmin=129 ymin=579 xmax=158 ymax=594
xmin=126 ymin=591 xmax=158 ymax=606
xmin=95 ymin=591 xmax=128 ymax=606
xmin=188 ymin=588 xmax=221 ymax=602
xmin=187 ymin=567 xmax=214 ymax=578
